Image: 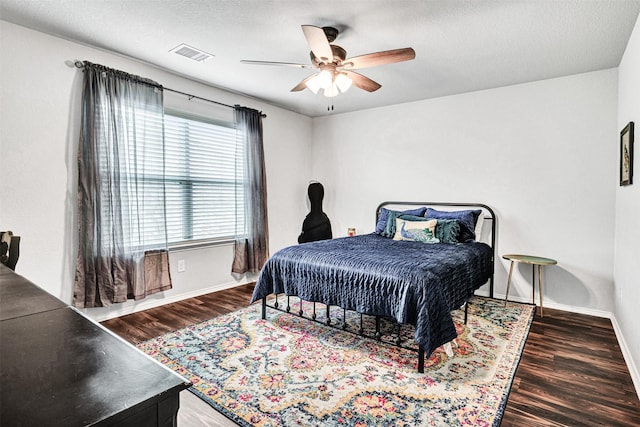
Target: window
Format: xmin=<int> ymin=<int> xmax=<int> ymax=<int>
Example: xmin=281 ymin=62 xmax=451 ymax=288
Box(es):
xmin=96 ymin=107 xmax=244 ymax=249
xmin=162 ymin=111 xmax=245 ymax=246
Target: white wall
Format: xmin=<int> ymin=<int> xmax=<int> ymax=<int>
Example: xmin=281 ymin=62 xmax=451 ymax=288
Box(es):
xmin=0 ymin=21 xmax=313 ymax=319
xmin=615 ymin=13 xmax=640 ymax=395
xmin=311 ymin=69 xmax=618 ymax=314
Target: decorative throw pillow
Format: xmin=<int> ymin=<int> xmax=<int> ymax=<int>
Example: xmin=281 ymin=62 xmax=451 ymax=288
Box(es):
xmin=433 ymin=219 xmax=460 ymax=244
xmin=425 ymin=208 xmax=481 ymax=242
xmin=393 ymin=219 xmax=439 ymax=243
xmin=376 ymin=207 xmax=427 ymax=237
xmin=398 ymin=216 xmax=460 ymax=243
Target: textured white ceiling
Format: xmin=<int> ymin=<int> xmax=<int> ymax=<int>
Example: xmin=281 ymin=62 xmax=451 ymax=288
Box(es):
xmin=2 ymin=0 xmax=640 ymax=117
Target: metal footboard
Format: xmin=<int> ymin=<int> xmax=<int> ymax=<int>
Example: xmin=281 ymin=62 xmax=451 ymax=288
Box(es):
xmin=261 ymin=294 xmax=470 ymax=373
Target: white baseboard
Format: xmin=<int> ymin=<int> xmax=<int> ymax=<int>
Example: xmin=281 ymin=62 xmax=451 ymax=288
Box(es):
xmin=610 ymin=313 xmax=640 ymax=399
xmin=486 ymin=291 xmax=612 ymax=318
xmin=88 ymin=279 xmax=254 ymax=322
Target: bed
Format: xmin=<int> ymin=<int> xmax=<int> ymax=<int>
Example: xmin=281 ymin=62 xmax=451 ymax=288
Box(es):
xmin=251 ymin=202 xmax=495 ymax=372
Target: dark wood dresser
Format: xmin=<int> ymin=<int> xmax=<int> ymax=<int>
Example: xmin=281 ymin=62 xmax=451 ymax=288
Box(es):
xmin=0 ymin=265 xmax=191 ymax=426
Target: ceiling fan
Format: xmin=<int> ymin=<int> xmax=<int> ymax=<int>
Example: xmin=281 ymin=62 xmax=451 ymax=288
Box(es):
xmin=241 ymin=25 xmax=416 ymax=98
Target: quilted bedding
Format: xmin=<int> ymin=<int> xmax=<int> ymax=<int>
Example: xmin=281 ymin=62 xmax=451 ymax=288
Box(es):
xmin=251 ymin=233 xmax=493 ymax=357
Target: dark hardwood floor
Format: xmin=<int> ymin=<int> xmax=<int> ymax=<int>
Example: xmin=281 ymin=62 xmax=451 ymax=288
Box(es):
xmin=501 ymin=308 xmax=640 ymax=427
xmin=102 ymin=284 xmax=640 ymax=427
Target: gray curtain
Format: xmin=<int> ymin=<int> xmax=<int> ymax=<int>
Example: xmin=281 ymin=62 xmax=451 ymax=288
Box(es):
xmin=74 ymin=62 xmax=171 ymax=308
xmin=232 ymin=106 xmax=269 ymax=274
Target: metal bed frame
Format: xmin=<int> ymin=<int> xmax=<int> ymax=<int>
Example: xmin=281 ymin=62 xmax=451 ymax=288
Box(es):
xmin=260 ymin=201 xmax=496 ymax=373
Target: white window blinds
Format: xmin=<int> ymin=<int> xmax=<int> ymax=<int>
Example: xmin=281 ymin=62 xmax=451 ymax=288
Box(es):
xmin=162 ymin=111 xmax=245 ymax=245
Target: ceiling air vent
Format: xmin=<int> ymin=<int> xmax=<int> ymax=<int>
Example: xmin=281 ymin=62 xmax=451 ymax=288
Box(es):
xmin=170 ymin=44 xmax=214 ymax=62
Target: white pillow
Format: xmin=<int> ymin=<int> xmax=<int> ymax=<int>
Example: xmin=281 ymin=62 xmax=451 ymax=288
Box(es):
xmin=474 ymin=210 xmax=485 ymax=241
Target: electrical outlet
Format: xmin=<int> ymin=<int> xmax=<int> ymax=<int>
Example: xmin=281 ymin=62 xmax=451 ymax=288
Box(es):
xmin=177 ymin=259 xmax=186 ymax=272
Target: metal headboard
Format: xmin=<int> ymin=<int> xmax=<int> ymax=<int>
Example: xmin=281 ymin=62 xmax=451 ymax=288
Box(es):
xmin=375 ymin=201 xmax=496 ymax=298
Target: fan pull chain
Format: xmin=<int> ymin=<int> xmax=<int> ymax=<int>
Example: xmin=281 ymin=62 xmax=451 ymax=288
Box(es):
xmin=327 ymin=99 xmax=334 ymax=111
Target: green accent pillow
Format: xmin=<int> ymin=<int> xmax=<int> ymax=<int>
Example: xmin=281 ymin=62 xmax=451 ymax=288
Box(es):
xmin=434 ymin=219 xmax=460 ymax=244
xmin=383 ymin=213 xmax=427 ymax=238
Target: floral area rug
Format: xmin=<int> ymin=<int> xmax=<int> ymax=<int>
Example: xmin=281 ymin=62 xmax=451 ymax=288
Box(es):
xmin=138 ymin=297 xmax=535 ymax=426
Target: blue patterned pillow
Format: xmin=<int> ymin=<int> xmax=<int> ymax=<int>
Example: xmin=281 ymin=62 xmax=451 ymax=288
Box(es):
xmin=425 ymin=208 xmax=481 ymax=242
xmin=376 ymin=207 xmax=427 ymax=237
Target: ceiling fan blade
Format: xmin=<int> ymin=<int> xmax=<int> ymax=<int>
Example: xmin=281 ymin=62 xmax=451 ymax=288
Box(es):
xmin=342 ymin=48 xmax=416 ymax=70
xmin=240 ymin=60 xmax=314 ymax=69
xmin=291 ymin=75 xmax=317 ymax=92
xmin=301 ymin=25 xmax=333 ymax=63
xmin=343 ymin=71 xmax=381 ymax=92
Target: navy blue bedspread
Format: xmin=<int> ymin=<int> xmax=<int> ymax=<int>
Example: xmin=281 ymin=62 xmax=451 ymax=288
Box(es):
xmin=251 ymin=233 xmax=493 ymax=357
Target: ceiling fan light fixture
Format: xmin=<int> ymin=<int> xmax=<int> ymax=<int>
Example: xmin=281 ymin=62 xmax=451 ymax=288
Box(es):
xmin=317 ymin=69 xmax=333 ymax=89
xmin=324 ymin=82 xmax=339 ymax=98
xmin=245 ymin=25 xmax=414 ymax=101
xmin=335 ymin=73 xmax=352 ymax=93
xmin=305 ymin=75 xmax=321 ymax=94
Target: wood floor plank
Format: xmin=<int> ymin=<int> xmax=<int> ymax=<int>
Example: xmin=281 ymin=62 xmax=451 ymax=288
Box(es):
xmin=101 ymin=287 xmax=640 ymax=426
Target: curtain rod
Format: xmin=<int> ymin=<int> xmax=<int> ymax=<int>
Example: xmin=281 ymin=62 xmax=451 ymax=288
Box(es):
xmin=73 ymin=60 xmax=266 ymax=118
xmin=163 ymin=87 xmax=266 ymax=118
